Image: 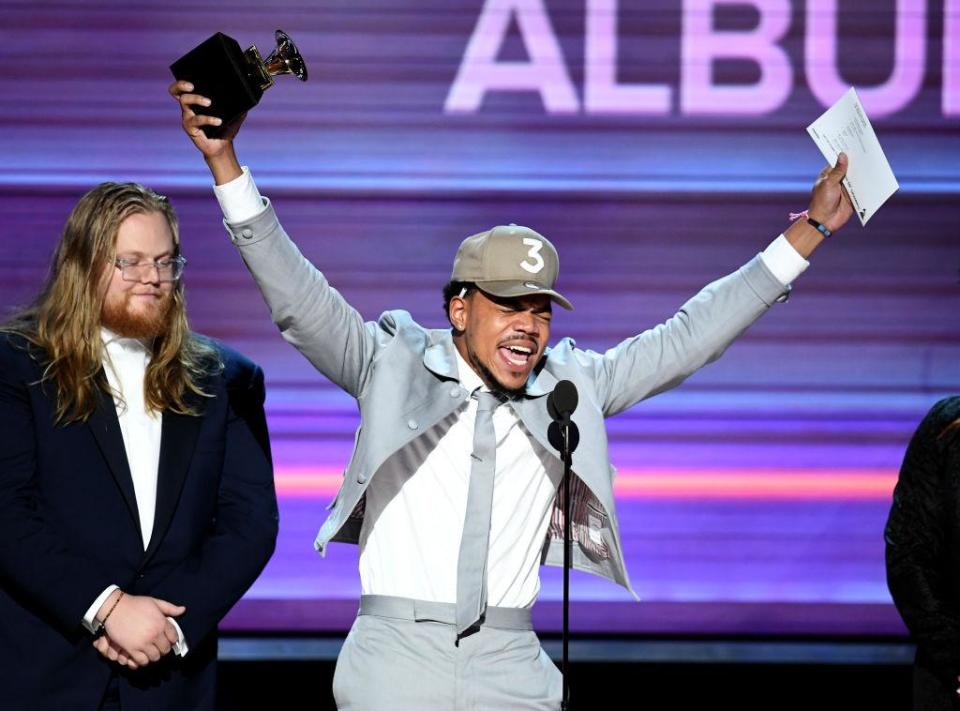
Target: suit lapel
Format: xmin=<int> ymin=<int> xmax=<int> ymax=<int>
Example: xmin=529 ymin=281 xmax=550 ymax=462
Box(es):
xmin=143 ymin=409 xmax=203 ymax=563
xmin=88 ymin=391 xmax=142 ymax=545
xmin=422 ymin=334 xmax=459 ymax=381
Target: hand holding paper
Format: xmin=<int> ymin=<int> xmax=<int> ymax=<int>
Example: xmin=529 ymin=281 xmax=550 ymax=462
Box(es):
xmin=807 ymin=87 xmax=899 ymax=225
xmin=809 ymin=152 xmax=854 ymax=233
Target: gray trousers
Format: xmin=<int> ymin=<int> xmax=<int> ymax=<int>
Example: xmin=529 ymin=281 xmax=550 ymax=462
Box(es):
xmin=333 ymin=595 xmax=562 ymax=710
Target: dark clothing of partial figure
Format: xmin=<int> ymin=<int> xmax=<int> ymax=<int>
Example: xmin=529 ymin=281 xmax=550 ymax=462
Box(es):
xmin=886 ymin=396 xmax=960 ymax=710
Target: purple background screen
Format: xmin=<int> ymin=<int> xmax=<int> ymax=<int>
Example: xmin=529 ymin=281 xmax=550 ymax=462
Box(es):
xmin=2 ymin=0 xmax=958 ymax=636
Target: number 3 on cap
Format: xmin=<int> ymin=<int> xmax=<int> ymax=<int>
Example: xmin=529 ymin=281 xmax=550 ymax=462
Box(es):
xmin=520 ymin=237 xmax=545 ymax=274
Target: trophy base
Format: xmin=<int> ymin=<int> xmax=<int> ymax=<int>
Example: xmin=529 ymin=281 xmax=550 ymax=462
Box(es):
xmin=170 ymin=33 xmax=264 ymax=138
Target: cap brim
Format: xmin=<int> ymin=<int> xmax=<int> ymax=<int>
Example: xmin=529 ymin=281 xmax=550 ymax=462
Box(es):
xmin=475 ymin=280 xmax=574 ymax=311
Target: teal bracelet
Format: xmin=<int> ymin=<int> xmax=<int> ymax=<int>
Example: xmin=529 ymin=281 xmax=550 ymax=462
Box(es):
xmin=806 ymin=217 xmax=832 ymax=238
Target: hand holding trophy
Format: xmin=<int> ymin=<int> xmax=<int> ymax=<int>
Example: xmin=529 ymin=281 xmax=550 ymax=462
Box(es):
xmin=170 ymin=30 xmax=308 ymax=139
xmin=169 ymin=29 xmax=308 ymax=182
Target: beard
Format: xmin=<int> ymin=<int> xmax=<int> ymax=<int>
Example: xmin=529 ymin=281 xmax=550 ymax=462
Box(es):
xmin=466 ymin=342 xmax=527 ymax=399
xmin=101 ymin=291 xmax=174 ymax=339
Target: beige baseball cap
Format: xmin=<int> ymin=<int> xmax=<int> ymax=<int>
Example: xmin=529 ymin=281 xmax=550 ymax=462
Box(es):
xmin=450 ymin=224 xmax=573 ymax=310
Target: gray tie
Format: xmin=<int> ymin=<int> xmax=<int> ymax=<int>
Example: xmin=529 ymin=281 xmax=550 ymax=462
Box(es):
xmin=456 ymin=390 xmax=503 ymax=636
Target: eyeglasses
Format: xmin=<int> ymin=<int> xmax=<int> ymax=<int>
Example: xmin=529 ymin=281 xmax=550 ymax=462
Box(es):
xmin=114 ymin=256 xmax=187 ymax=283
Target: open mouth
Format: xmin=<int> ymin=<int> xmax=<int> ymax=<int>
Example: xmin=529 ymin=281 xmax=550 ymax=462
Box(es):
xmin=498 ymin=343 xmax=534 ymax=369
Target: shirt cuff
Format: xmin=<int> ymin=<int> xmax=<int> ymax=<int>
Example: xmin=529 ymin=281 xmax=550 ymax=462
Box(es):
xmin=167 ymin=617 xmax=189 ymax=657
xmin=82 ymin=585 xmax=120 ymax=633
xmin=213 ymin=166 xmax=268 ymax=224
xmin=758 ymin=234 xmax=810 ymax=286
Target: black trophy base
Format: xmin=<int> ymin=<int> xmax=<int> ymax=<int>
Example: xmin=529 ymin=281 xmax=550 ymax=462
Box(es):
xmin=170 ymin=33 xmax=264 ymax=139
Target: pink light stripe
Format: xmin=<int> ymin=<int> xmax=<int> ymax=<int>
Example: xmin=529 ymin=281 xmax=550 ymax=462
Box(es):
xmin=275 ymin=468 xmax=343 ymax=497
xmin=273 ymin=467 xmax=897 ymax=501
xmin=611 ymin=469 xmax=896 ymax=500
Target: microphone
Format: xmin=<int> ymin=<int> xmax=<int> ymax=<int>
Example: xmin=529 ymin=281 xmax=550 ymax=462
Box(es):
xmin=547 ymin=380 xmax=579 ymax=454
xmin=547 ymin=379 xmax=578 ymax=423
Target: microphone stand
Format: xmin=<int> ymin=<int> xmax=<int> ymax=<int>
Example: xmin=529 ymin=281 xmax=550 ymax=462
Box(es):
xmin=559 ymin=414 xmax=577 ymax=711
xmin=547 ymin=380 xmax=579 ymax=711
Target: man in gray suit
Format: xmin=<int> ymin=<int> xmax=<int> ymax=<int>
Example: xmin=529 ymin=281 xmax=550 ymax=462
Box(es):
xmin=171 ymin=80 xmax=854 ymax=710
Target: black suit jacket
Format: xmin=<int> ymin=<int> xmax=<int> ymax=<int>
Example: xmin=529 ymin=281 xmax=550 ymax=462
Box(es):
xmin=0 ymin=332 xmax=278 ymax=710
xmin=886 ymin=397 xmax=960 ymax=709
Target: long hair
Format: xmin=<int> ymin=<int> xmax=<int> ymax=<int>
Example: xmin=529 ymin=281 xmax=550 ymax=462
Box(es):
xmin=2 ymin=182 xmax=220 ymax=423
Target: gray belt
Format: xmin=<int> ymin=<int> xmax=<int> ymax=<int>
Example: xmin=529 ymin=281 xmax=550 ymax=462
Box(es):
xmin=359 ymin=594 xmax=533 ymax=631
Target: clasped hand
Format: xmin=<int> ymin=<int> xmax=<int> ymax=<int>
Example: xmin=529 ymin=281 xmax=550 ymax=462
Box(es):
xmin=91 ymin=592 xmax=185 ymax=670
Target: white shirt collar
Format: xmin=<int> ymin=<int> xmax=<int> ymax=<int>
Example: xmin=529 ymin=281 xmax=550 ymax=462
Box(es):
xmin=100 ymin=326 xmax=151 ymax=356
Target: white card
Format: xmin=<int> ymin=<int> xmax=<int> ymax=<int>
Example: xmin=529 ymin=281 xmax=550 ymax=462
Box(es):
xmin=806 ymin=87 xmax=899 ymax=225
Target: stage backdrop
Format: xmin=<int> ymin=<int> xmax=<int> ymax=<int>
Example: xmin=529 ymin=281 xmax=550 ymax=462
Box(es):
xmin=1 ymin=0 xmax=958 ymax=636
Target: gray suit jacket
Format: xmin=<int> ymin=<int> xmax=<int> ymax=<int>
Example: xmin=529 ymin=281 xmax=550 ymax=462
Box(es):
xmin=225 ymin=202 xmax=790 ymax=595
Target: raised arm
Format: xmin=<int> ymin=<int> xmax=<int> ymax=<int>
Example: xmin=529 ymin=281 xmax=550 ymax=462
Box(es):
xmin=169 ymin=81 xmax=380 ymax=396
xmin=586 ymin=155 xmax=855 ymax=416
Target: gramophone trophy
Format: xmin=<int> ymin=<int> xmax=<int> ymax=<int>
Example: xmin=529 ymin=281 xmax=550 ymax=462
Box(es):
xmin=170 ymin=30 xmax=308 ymax=138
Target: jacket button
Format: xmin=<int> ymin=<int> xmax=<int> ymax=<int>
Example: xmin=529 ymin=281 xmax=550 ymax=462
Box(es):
xmin=407 ymin=419 xmax=418 ymax=430
xmin=240 ymin=228 xmax=253 ymax=240
xmin=449 ymin=386 xmax=462 ymax=398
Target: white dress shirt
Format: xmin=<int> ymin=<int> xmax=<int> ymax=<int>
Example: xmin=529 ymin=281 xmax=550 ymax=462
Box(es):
xmin=214 ymin=168 xmax=810 ymax=608
xmin=359 ymin=350 xmax=562 ymax=606
xmin=102 ymin=329 xmax=161 ymax=548
xmin=82 ymin=328 xmax=186 ymax=655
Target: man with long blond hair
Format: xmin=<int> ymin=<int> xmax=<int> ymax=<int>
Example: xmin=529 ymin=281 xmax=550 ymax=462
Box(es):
xmin=0 ymin=182 xmax=279 ymax=710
